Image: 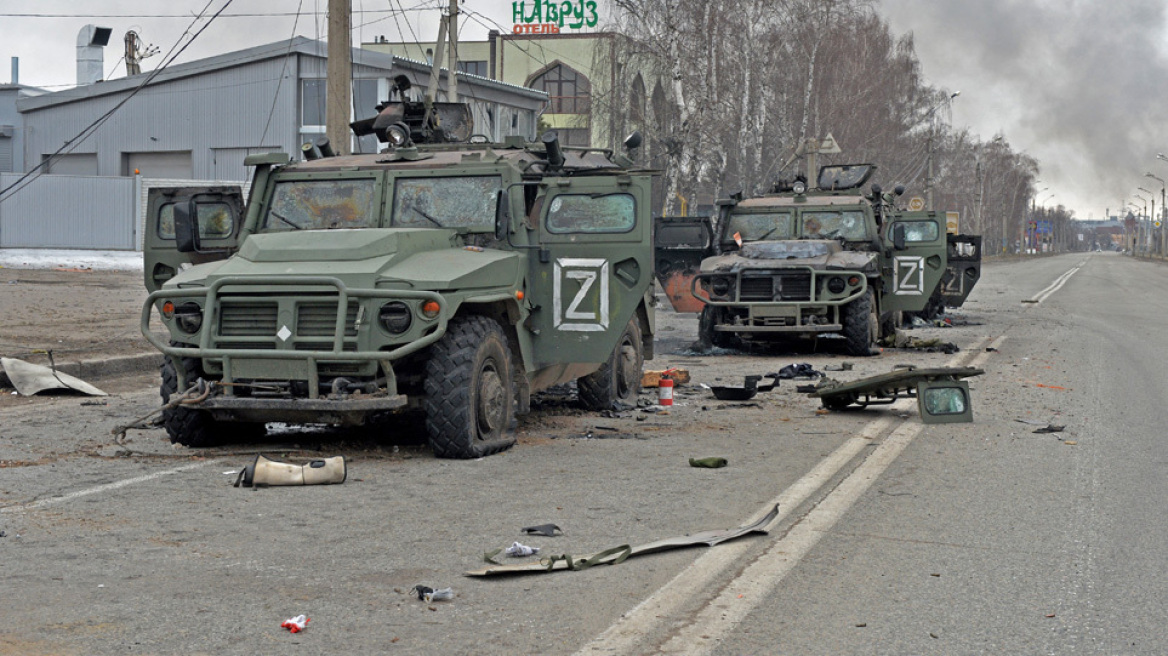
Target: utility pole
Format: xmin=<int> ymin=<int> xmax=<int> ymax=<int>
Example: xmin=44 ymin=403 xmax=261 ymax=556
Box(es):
xmin=424 ymin=0 xmax=459 ymax=129
xmin=446 ymin=0 xmax=459 ymax=103
xmin=327 ymin=0 xmax=352 ymax=155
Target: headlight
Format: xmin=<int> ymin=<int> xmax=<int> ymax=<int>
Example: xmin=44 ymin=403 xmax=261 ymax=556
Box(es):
xmin=379 ymin=302 xmax=413 ymax=334
xmin=711 ymin=277 xmax=731 ymax=297
xmin=827 ymin=276 xmax=846 ymax=294
xmin=173 ymin=302 xmax=203 ymax=334
xmin=387 ymin=122 xmax=412 ymax=147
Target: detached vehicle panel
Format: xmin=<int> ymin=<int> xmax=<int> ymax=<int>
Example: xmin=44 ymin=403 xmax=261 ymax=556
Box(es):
xmin=142 ymin=99 xmax=653 ymax=458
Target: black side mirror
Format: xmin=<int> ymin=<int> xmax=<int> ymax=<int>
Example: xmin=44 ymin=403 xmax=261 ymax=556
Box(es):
xmin=495 ymin=190 xmax=511 ymax=241
xmin=892 ymin=223 xmax=907 ymax=251
xmin=174 ymin=200 xmax=200 ymax=253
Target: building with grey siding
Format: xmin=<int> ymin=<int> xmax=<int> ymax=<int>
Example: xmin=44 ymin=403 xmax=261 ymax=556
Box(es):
xmin=0 ymin=84 xmax=45 ymax=173
xmin=16 ymin=37 xmax=547 ymax=182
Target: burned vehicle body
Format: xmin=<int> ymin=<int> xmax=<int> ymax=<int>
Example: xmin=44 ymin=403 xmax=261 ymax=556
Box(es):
xmin=656 ymin=164 xmax=950 ymax=356
xmin=141 ymin=105 xmax=654 ymax=459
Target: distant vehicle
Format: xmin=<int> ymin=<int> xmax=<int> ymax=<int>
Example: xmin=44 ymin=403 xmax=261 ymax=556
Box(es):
xmin=655 ymin=164 xmax=976 ymax=355
xmin=141 ymin=87 xmax=655 ymax=458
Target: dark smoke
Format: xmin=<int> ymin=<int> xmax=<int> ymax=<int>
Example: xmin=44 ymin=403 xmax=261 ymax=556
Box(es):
xmin=881 ymin=0 xmax=1168 ymax=219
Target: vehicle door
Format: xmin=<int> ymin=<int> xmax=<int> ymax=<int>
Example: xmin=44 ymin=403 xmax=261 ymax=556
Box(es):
xmin=881 ymin=211 xmax=948 ymax=314
xmin=653 ymin=215 xmax=714 ymax=313
xmin=940 ymin=234 xmax=983 ymax=308
xmin=144 ymin=186 xmax=245 ymax=292
xmin=527 ymin=177 xmax=651 ymax=368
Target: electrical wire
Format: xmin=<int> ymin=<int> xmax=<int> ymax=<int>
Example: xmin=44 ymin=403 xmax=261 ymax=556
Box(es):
xmin=0 ymin=0 xmax=236 ymax=204
xmin=260 ymin=0 xmax=305 ymax=147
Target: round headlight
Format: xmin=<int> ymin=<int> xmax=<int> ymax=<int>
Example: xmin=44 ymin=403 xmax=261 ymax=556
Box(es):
xmin=379 ymin=302 xmax=413 ymax=334
xmin=387 ymin=122 xmax=411 ymax=147
xmin=792 ymin=180 xmax=807 ymax=194
xmin=711 ymin=277 xmax=731 ymax=297
xmin=174 ymin=302 xmax=203 ymax=334
xmin=827 ymin=276 xmax=847 ymax=294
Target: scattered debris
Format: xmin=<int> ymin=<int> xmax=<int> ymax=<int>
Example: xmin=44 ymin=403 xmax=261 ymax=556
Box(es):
xmin=233 ymin=454 xmax=346 ymax=487
xmin=986 ymin=347 xmax=998 ymax=352
xmin=505 ymin=542 xmax=540 ymax=557
xmin=466 ymin=504 xmax=779 ymax=577
xmin=774 ymin=363 xmax=824 ymax=379
xmin=521 ymin=524 xmax=563 ymax=537
xmin=823 ymin=362 xmax=854 ymax=372
xmin=641 ymin=404 xmax=668 ymax=413
xmin=0 ymin=357 xmax=107 ymax=397
xmin=1032 ymin=425 xmax=1066 ymax=434
xmin=812 ymin=366 xmax=984 ymax=424
xmin=280 ymin=615 xmax=309 ymax=633
xmin=641 ymin=368 xmax=691 ymax=387
xmin=708 ymin=374 xmax=778 ymax=401
xmin=413 ymin=585 xmax=453 ymax=602
xmin=689 ymin=457 xmax=728 ymax=469
xmin=1064 ymin=441 xmax=1078 ymax=446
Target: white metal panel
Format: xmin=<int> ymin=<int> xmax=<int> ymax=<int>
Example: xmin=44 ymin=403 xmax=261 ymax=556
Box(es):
xmin=0 ymin=136 xmax=12 ymax=172
xmin=44 ymin=153 xmax=98 ymax=175
xmin=0 ymin=173 xmax=135 ymax=249
xmin=125 ymin=151 xmax=193 ymax=179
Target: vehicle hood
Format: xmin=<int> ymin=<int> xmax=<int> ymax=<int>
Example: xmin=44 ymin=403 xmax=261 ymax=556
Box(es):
xmin=164 ymin=229 xmax=520 ymax=290
xmin=701 ymin=239 xmax=878 ymax=273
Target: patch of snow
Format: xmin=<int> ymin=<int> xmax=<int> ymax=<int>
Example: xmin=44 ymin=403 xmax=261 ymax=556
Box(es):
xmin=0 ymin=249 xmax=143 ymax=271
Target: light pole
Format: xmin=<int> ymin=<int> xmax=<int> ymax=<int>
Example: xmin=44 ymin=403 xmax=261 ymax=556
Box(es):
xmin=1040 ymin=193 xmax=1055 ymax=252
xmin=1148 ymin=171 xmax=1167 ymax=256
xmin=975 ymin=135 xmax=1003 ymax=247
xmin=1135 ymin=194 xmax=1150 ymax=253
xmin=924 ymin=90 xmax=960 ymax=211
xmin=1028 ymin=185 xmax=1048 ymax=254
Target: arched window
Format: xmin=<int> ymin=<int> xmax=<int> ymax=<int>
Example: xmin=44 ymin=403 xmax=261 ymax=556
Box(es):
xmin=529 ymin=63 xmax=591 ymax=115
xmin=630 ymin=74 xmax=646 ymax=127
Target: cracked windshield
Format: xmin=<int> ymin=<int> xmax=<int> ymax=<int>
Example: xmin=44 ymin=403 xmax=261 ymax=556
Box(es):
xmin=800 ymin=210 xmax=867 ymax=239
xmin=724 ymin=211 xmax=794 ymax=242
xmin=262 ymin=179 xmax=378 ymax=231
xmin=392 ymin=176 xmax=502 ymax=229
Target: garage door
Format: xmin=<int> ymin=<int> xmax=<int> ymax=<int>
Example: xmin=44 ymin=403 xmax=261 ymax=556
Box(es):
xmin=44 ymin=153 xmax=98 ymax=175
xmin=124 ymin=151 xmax=193 ymax=179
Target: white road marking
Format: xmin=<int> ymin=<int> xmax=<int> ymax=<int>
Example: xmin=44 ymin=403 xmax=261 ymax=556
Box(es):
xmin=1027 ymin=259 xmax=1087 ymax=304
xmin=579 ymin=338 xmax=999 ymax=655
xmin=0 ymin=460 xmax=218 ymax=514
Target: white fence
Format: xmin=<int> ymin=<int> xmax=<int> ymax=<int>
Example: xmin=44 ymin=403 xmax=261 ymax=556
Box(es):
xmin=0 ymin=174 xmax=248 ymax=251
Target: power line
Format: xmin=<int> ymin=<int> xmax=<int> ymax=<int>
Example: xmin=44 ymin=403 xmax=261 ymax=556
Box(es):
xmin=260 ymin=0 xmax=305 ymax=146
xmin=0 ymin=1 xmax=236 ymax=204
xmin=0 ymin=10 xmax=430 ymax=18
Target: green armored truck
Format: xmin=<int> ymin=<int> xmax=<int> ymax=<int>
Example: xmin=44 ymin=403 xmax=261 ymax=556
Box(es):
xmin=142 ymin=96 xmax=654 ymax=458
xmin=656 ymin=164 xmax=960 ymax=356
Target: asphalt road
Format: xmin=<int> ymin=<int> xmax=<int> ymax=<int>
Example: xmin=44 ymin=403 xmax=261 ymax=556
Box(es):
xmin=2 ymin=252 xmax=1165 ymax=655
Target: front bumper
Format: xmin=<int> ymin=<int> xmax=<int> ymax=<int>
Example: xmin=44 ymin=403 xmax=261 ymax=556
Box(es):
xmin=142 ymin=275 xmax=454 ymax=399
xmin=693 ymin=268 xmax=867 ymax=333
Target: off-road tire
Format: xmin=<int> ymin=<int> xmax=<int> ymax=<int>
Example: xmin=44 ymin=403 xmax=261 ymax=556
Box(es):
xmin=842 ymin=289 xmax=880 ymax=357
xmin=160 ymin=356 xmax=265 ymax=447
xmin=698 ymin=305 xmax=737 ymax=350
xmin=422 ymin=316 xmax=517 ymax=459
xmin=578 ymin=318 xmax=644 ymax=410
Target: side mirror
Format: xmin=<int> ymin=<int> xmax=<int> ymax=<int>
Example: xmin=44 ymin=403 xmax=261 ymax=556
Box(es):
xmin=917 ymin=380 xmax=972 ymax=424
xmin=174 ymin=199 xmax=200 ymax=253
xmin=495 ymin=190 xmax=511 ymax=240
xmin=892 ymin=223 xmax=907 ymax=251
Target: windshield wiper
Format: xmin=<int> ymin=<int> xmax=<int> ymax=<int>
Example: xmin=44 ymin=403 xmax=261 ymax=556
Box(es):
xmin=269 ymin=210 xmax=303 ymax=230
xmin=756 ymin=227 xmax=778 ymax=241
xmin=406 ymin=203 xmax=445 ymax=228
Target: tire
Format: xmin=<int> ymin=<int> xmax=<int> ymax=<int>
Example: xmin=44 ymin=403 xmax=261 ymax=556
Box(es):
xmin=842 ymin=289 xmax=880 ymax=357
xmin=422 ymin=316 xmax=517 ymax=459
xmin=698 ymin=305 xmax=736 ymax=350
xmin=879 ymin=310 xmax=902 ymax=342
xmin=160 ymin=356 xmax=265 ymax=447
xmin=578 ymin=318 xmax=644 ymax=410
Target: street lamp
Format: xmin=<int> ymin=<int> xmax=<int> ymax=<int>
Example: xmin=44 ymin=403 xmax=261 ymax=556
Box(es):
xmin=924 ymin=90 xmax=960 ymax=211
xmin=1147 ymin=172 xmax=1166 ymax=254
xmin=1138 ymin=186 xmax=1156 ymax=229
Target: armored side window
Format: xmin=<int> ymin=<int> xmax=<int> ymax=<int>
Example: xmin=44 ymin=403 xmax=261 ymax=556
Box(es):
xmin=392 ymin=176 xmax=502 ymax=230
xmin=723 ymin=211 xmax=793 ymax=242
xmin=158 ymin=202 xmax=234 ymax=240
xmin=262 ymin=179 xmax=378 ymax=231
xmin=545 ymin=193 xmax=635 ymax=234
xmin=901 ymin=220 xmax=940 ymax=243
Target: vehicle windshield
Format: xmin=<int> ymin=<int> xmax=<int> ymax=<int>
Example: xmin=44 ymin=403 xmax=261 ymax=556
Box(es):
xmin=799 ymin=210 xmax=868 ymax=240
xmin=392 ymin=176 xmax=502 ymax=230
xmin=262 ymin=179 xmax=378 ymax=231
xmin=724 ymin=211 xmax=794 ymax=242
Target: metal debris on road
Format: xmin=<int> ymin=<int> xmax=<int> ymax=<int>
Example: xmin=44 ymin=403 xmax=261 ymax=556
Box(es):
xmin=689 ymin=457 xmax=728 ymax=468
xmin=233 ymin=454 xmax=346 ymax=487
xmin=280 ymin=615 xmax=309 ymax=633
xmin=1 ymin=356 xmax=107 ymax=397
xmin=1032 ymin=424 xmax=1066 ymax=434
xmin=413 ymin=585 xmax=453 ymax=602
xmin=521 ymin=524 xmax=563 ymax=537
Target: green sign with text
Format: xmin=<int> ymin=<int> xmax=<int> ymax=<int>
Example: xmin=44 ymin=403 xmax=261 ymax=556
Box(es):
xmin=512 ymin=0 xmax=599 ymax=34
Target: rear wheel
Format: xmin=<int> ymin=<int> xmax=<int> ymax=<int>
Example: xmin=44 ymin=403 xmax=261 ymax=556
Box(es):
xmin=422 ymin=316 xmax=517 ymax=459
xmin=842 ymin=289 xmax=880 ymax=356
xmin=579 ymin=318 xmax=644 ymax=410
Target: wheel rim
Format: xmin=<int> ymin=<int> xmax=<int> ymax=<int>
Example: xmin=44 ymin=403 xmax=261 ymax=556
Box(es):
xmin=475 ymin=359 xmax=506 ymax=438
xmin=615 ymin=337 xmax=638 ymax=399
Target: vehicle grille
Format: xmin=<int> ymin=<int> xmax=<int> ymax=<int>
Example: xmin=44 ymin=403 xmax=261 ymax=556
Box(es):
xmin=215 ymin=341 xmax=277 ymax=350
xmin=297 ymin=301 xmax=359 ymax=337
xmin=293 ymin=341 xmax=358 ymax=352
xmin=776 ymin=274 xmax=812 ymax=301
xmin=739 ymin=277 xmax=773 ymax=301
xmin=219 ymin=302 xmax=278 ymax=336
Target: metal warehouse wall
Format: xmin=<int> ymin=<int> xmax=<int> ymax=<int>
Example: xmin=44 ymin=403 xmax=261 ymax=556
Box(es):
xmin=0 ymin=173 xmax=136 ymax=249
xmin=21 ymin=57 xmax=296 ymax=180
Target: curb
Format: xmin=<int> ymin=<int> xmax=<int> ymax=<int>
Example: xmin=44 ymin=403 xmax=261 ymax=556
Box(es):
xmin=0 ymin=352 xmax=160 ymax=388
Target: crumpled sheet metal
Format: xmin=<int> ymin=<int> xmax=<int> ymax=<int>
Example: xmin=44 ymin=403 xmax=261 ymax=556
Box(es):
xmin=1 ymin=357 xmax=107 ymax=397
xmin=465 ymin=503 xmax=779 ymax=577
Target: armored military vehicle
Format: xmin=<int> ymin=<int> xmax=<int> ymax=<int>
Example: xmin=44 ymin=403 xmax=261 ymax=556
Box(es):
xmin=655 ymin=164 xmax=957 ymax=356
xmin=141 ymin=94 xmax=654 ymax=458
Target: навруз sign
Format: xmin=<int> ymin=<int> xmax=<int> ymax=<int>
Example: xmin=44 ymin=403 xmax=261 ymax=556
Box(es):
xmin=512 ymin=0 xmax=599 ymax=34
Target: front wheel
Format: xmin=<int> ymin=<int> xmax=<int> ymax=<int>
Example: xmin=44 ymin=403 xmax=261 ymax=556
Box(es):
xmin=160 ymin=356 xmax=265 ymax=447
xmin=578 ymin=318 xmax=644 ymax=410
xmin=422 ymin=316 xmax=517 ymax=459
xmin=842 ymin=289 xmax=880 ymax=357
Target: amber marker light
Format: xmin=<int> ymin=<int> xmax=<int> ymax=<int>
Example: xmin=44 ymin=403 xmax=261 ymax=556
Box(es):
xmin=516 ymin=290 xmax=525 ymax=300
xmin=421 ymin=301 xmax=441 ymax=318
xmin=162 ymin=301 xmax=175 ymax=319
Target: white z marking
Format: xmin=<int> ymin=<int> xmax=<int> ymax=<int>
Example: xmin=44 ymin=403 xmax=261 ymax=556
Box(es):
xmin=554 ymin=258 xmax=610 ymax=332
xmin=894 ymin=256 xmax=925 ymax=295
